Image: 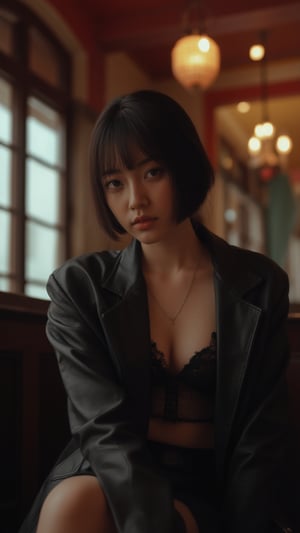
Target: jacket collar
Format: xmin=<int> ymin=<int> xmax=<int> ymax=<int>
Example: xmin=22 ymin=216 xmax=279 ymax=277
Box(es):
xmin=101 ymin=223 xmax=263 ymax=300
xmin=101 ymin=238 xmax=143 ymax=297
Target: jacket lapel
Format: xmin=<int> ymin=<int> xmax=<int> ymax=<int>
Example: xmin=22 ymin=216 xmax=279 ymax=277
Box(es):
xmin=214 ymin=274 xmax=262 ymax=475
xmin=201 ymin=226 xmax=264 ymax=475
xmin=100 ymin=240 xmax=152 ymax=432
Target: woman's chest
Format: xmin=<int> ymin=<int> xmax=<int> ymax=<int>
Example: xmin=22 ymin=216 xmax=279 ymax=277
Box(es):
xmin=148 ymin=277 xmax=216 ymax=374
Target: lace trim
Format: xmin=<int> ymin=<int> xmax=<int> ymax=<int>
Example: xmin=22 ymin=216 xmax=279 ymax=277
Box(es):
xmin=151 ymin=331 xmax=216 ymax=376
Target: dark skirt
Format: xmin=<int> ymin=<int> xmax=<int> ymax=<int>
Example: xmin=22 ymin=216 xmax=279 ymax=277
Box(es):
xmin=19 ymin=439 xmax=219 ymax=533
xmin=147 ymin=441 xmax=220 ymax=532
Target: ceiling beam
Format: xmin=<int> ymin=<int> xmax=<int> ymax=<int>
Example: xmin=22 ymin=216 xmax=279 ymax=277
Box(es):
xmin=95 ymin=3 xmax=300 ymax=51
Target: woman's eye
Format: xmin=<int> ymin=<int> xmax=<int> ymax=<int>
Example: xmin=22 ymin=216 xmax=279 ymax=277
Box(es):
xmin=146 ymin=167 xmax=164 ymax=179
xmin=104 ymin=178 xmax=123 ymax=190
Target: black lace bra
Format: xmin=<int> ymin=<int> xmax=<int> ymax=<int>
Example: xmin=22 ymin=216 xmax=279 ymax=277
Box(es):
xmin=150 ymin=332 xmax=217 ymax=422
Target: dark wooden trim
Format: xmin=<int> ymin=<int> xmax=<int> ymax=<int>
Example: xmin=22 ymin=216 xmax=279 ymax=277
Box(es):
xmin=288 ymin=313 xmax=300 ymax=321
xmin=0 ymin=291 xmax=49 ymax=316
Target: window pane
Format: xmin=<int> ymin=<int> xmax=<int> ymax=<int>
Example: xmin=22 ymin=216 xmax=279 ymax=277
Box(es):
xmin=0 ymin=210 xmax=11 ymax=273
xmin=0 ymin=146 xmax=12 ymax=207
xmin=0 ymin=9 xmax=16 ymax=56
xmin=26 ymin=97 xmax=63 ymax=166
xmin=0 ymin=78 xmax=13 ymax=143
xmin=26 ymin=159 xmax=61 ymax=224
xmin=29 ymin=27 xmax=62 ymax=88
xmin=25 ymin=283 xmax=49 ymax=300
xmin=25 ymin=222 xmax=60 ymax=282
xmin=0 ymin=277 xmax=10 ymax=291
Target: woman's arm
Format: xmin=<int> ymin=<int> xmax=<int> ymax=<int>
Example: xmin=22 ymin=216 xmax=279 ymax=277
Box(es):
xmin=46 ymin=263 xmax=174 ymax=533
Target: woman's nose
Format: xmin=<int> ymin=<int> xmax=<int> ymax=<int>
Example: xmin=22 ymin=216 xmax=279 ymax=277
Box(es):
xmin=128 ymin=182 xmax=148 ymax=209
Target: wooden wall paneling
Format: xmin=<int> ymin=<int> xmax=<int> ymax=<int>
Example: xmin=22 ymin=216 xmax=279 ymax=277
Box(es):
xmin=38 ymin=351 xmax=70 ymax=484
xmin=0 ymin=309 xmax=45 ymax=531
xmin=0 ymin=350 xmax=22 ymax=533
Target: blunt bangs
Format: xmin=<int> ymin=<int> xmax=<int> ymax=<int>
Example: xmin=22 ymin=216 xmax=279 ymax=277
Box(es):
xmin=97 ymin=115 xmax=163 ymax=179
xmin=90 ymin=90 xmax=215 ymax=239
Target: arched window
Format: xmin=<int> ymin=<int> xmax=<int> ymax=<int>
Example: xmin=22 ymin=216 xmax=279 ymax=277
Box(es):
xmin=0 ymin=0 xmax=70 ymax=298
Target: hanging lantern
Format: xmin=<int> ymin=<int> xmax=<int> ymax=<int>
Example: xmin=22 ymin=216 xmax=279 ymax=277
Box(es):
xmin=171 ymin=34 xmax=220 ymax=90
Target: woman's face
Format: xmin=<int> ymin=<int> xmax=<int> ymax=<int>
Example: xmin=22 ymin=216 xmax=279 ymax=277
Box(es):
xmin=101 ymin=147 xmax=178 ymax=244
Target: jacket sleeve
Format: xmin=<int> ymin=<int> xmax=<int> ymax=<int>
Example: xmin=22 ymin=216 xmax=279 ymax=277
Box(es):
xmin=46 ymin=267 xmax=175 ymax=533
xmin=222 ymin=270 xmax=292 ymax=533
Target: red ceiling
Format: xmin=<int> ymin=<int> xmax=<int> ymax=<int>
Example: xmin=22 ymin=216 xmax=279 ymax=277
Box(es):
xmin=73 ymin=0 xmax=300 ymax=80
xmin=81 ymin=0 xmax=299 ymax=19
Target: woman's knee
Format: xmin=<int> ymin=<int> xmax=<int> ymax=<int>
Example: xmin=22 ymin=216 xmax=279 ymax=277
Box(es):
xmin=37 ymin=475 xmax=116 ymax=533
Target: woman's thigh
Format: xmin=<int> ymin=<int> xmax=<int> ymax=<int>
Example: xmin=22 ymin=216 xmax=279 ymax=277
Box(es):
xmin=36 ymin=475 xmax=117 ymax=533
xmin=174 ymin=499 xmax=199 ymax=533
xmin=36 ymin=474 xmax=205 ymax=533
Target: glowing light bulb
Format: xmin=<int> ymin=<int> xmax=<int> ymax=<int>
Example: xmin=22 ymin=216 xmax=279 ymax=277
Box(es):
xmin=262 ymin=121 xmax=274 ymax=138
xmin=237 ymin=101 xmax=250 ymax=113
xmin=249 ymin=44 xmax=265 ymax=61
xmin=254 ymin=121 xmax=274 ymax=139
xmin=198 ymin=37 xmax=210 ymax=53
xmin=248 ymin=136 xmax=261 ymax=154
xmin=254 ymin=123 xmax=264 ymax=139
xmin=276 ymin=135 xmax=293 ymax=154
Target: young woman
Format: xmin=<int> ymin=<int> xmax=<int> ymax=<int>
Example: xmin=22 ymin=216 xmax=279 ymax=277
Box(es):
xmin=20 ymin=90 xmax=292 ymax=533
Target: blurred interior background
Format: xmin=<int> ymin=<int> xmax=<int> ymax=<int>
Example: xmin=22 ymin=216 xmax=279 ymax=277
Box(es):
xmin=0 ymin=0 xmax=300 ymax=307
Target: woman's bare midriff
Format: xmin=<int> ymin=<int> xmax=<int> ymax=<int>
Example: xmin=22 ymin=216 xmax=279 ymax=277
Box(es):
xmin=148 ymin=418 xmax=214 ymax=448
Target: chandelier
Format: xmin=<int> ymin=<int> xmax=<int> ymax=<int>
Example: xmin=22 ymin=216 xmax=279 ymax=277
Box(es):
xmin=247 ymin=33 xmax=293 ymax=176
xmin=171 ymin=1 xmax=220 ymax=90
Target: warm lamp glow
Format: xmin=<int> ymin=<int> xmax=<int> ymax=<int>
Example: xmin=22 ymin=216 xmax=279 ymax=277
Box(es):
xmin=254 ymin=121 xmax=275 ymax=139
xmin=171 ymin=34 xmax=220 ymax=90
xmin=276 ymin=135 xmax=293 ymax=154
xmin=248 ymin=136 xmax=261 ymax=154
xmin=237 ymin=101 xmax=250 ymax=113
xmin=248 ymin=32 xmax=293 ymax=169
xmin=198 ymin=36 xmax=210 ymax=52
xmin=249 ymin=44 xmax=265 ymax=61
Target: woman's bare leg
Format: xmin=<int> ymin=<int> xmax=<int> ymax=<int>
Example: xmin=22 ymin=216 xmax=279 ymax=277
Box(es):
xmin=174 ymin=499 xmax=199 ymax=533
xmin=36 ymin=476 xmax=117 ymax=533
xmin=36 ymin=476 xmax=199 ymax=533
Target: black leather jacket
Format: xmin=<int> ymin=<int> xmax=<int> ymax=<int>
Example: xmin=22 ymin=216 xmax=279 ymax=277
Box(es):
xmin=20 ymin=226 xmax=292 ymax=533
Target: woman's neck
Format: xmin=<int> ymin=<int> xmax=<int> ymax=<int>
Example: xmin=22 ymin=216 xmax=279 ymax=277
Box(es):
xmin=141 ymin=219 xmax=208 ymax=276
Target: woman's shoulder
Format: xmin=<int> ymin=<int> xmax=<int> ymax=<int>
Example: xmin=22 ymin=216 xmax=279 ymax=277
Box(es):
xmin=203 ymin=226 xmax=288 ymax=281
xmin=47 ymin=248 xmax=124 ymax=292
xmin=228 ymin=242 xmax=288 ymax=284
xmin=201 ymin=226 xmax=289 ymax=295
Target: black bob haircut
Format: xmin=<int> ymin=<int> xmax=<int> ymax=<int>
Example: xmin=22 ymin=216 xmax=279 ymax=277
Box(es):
xmin=90 ymin=90 xmax=214 ymax=240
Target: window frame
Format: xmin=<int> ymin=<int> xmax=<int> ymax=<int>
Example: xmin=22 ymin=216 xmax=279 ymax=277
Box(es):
xmin=0 ymin=0 xmax=71 ymax=295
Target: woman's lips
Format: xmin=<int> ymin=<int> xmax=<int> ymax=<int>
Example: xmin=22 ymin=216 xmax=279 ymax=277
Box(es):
xmin=132 ymin=216 xmax=157 ymax=230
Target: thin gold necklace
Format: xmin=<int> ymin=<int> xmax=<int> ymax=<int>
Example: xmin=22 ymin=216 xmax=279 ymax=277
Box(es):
xmin=148 ymin=262 xmax=199 ymax=325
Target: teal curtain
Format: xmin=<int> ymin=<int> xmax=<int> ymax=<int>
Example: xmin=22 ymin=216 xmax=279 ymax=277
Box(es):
xmin=266 ymin=172 xmax=297 ymax=267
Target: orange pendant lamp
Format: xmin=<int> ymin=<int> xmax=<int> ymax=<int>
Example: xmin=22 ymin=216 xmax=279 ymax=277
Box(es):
xmin=171 ymin=33 xmax=220 ymax=90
